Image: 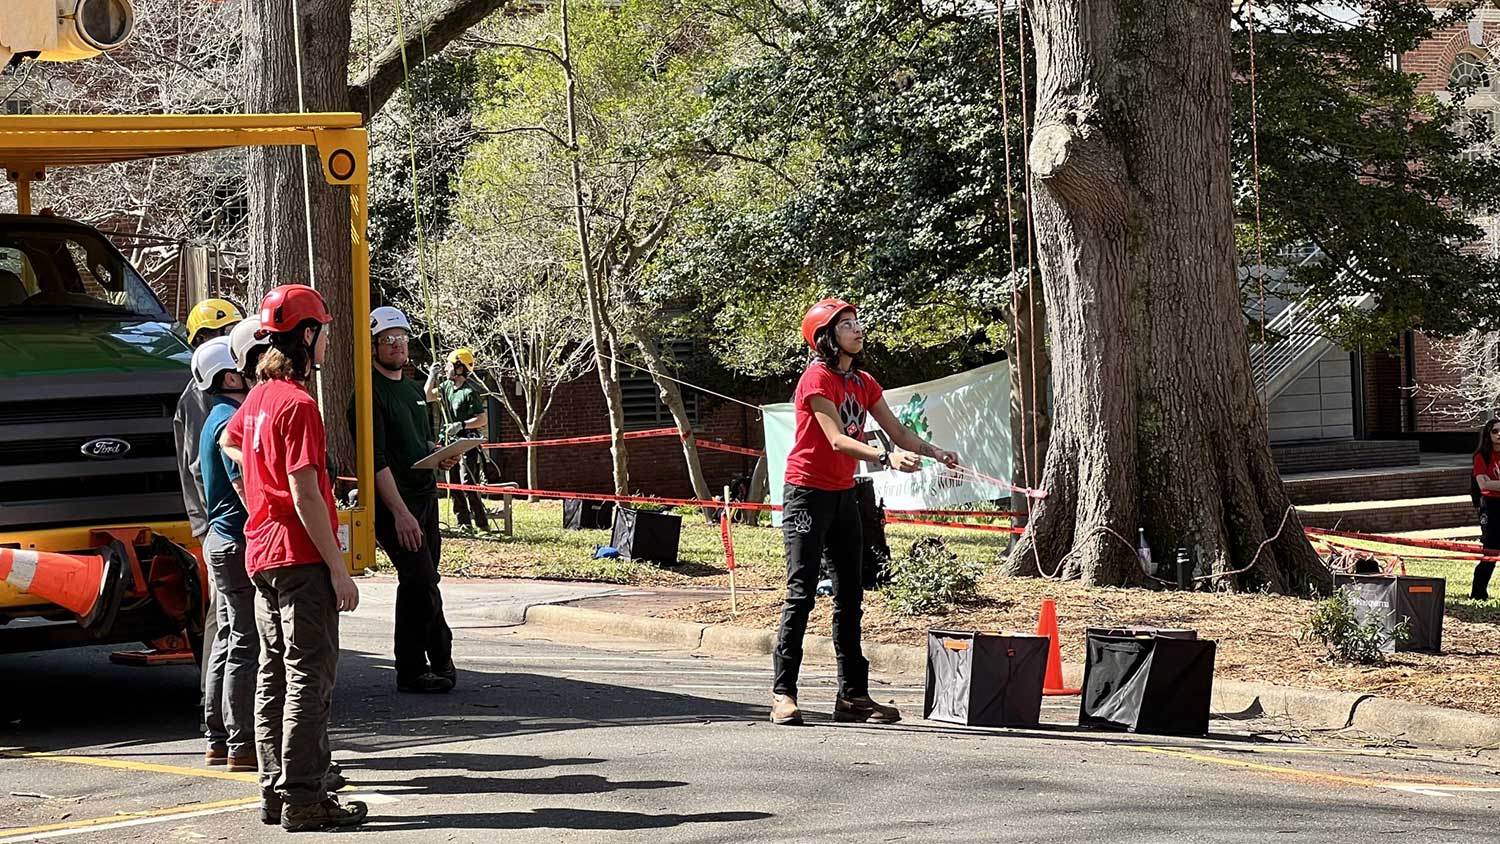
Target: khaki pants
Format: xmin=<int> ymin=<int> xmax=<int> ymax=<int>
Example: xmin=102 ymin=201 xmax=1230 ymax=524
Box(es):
xmin=253 ymin=563 xmax=339 ymax=807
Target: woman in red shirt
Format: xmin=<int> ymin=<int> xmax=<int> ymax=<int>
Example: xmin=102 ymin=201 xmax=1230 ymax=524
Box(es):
xmin=221 ymin=285 xmax=366 ymax=832
xmin=1472 ymin=420 xmax=1500 ymax=600
xmin=772 ymin=298 xmax=961 ymax=727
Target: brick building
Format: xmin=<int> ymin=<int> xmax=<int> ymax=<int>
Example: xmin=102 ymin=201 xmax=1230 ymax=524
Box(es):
xmin=1263 ymin=7 xmax=1497 ymax=455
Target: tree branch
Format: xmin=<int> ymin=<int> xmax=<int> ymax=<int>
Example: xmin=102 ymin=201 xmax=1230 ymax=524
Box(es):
xmin=348 ymin=0 xmax=516 ymax=120
xmin=461 ymin=36 xmax=565 ymax=66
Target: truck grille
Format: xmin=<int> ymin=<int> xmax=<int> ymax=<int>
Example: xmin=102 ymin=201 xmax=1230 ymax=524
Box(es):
xmin=0 ymin=432 xmax=177 ymax=466
xmin=0 ymin=373 xmax=187 ymax=530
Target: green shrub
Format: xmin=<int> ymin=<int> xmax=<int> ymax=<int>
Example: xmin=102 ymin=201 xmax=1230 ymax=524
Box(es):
xmin=1298 ymin=588 xmax=1409 ymax=664
xmin=882 ymin=537 xmax=984 ymax=616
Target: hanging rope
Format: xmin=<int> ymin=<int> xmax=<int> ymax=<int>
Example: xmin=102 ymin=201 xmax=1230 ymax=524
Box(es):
xmin=287 ymin=0 xmax=319 ymax=290
xmin=1245 ymin=0 xmax=1269 ymax=419
xmin=391 ymin=0 xmax=449 ymax=424
xmin=997 ymin=5 xmax=1030 ymax=504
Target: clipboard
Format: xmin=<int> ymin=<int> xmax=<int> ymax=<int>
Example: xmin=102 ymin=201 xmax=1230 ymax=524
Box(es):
xmin=412 ymin=438 xmax=481 ymax=470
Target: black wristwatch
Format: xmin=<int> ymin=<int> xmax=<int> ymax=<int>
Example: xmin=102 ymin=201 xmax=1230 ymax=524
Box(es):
xmin=878 ymin=450 xmax=892 ymax=469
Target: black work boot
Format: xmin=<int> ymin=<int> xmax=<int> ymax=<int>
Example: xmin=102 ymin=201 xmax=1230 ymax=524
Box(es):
xmin=397 ymin=671 xmax=455 ymax=694
xmin=260 ymin=791 xmax=282 ymax=826
xmin=433 ymin=661 xmax=457 ymax=689
xmin=281 ymin=797 xmax=368 ymax=832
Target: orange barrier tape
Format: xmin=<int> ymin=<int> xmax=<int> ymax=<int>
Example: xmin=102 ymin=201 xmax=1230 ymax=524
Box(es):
xmin=481 ymin=427 xmax=678 ymax=450
xmin=1304 ymin=526 xmax=1487 ymax=555
xmin=884 ymin=515 xmax=1024 ymax=534
xmin=692 ymin=438 xmax=766 ymax=458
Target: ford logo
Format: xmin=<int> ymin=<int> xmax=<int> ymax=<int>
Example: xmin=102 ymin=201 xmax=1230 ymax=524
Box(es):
xmin=80 ymin=438 xmax=132 ymax=459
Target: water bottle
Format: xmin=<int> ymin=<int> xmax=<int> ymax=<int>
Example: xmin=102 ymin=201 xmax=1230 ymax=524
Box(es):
xmin=1176 ymin=547 xmax=1192 ymax=591
xmin=1136 ymin=528 xmax=1155 ymax=576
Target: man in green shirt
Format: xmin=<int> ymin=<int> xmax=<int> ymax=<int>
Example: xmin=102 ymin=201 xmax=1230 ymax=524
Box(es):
xmin=350 ymin=307 xmax=461 ymax=694
xmin=426 ymin=347 xmax=491 ymax=533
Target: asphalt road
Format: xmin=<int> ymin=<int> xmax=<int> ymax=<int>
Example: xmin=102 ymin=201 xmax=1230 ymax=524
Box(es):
xmin=1 ymin=576 xmax=1497 ymax=843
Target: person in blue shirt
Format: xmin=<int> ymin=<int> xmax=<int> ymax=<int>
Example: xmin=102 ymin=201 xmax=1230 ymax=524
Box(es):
xmin=193 ymin=335 xmax=258 ymax=772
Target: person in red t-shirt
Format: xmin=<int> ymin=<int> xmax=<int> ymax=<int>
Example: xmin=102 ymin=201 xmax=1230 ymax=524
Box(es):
xmin=1471 ymin=420 xmax=1500 ymax=600
xmin=771 ymin=298 xmax=961 ymax=727
xmin=220 ymin=285 xmax=367 ymax=833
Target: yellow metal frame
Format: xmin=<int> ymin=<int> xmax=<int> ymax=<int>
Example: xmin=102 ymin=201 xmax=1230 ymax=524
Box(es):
xmin=0 ymin=114 xmax=377 ymax=602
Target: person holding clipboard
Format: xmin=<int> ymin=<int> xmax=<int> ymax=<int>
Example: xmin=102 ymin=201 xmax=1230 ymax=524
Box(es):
xmin=426 ymin=347 xmax=492 ymax=534
xmin=349 ymin=306 xmax=464 ymax=694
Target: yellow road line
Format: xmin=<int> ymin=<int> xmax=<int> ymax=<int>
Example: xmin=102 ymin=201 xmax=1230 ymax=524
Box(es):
xmin=0 ymin=749 xmax=258 ymax=783
xmin=1133 ymin=745 xmax=1496 ymax=793
xmin=0 ymin=797 xmax=259 ymax=839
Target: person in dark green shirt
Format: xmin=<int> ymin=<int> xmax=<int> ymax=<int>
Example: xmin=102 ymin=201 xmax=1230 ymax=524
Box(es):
xmin=350 ymin=307 xmax=461 ymax=694
xmin=425 ymin=346 xmax=491 ymax=533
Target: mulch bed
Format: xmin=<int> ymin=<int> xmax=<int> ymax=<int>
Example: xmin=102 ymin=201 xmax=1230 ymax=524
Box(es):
xmin=655 ymin=573 xmax=1500 ymax=718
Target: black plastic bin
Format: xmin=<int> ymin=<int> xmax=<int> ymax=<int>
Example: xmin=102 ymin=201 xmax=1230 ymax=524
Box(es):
xmin=924 ymin=630 xmax=1048 ymax=728
xmin=1079 ymin=627 xmax=1216 ymax=736
xmin=563 ymin=499 xmax=615 ymax=530
xmin=610 ymin=508 xmax=682 ymax=565
xmin=1333 ymin=573 xmax=1445 ymax=653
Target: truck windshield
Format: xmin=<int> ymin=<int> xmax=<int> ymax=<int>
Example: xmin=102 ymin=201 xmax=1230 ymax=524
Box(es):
xmin=0 ymin=222 xmax=171 ymax=320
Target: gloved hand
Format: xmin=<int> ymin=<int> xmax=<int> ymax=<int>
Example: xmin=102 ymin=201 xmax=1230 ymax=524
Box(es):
xmin=444 ymin=421 xmax=464 ymax=439
xmin=426 ymin=362 xmax=443 ymax=384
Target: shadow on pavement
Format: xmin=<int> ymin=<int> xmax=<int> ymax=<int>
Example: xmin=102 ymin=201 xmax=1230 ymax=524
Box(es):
xmin=370 ymin=808 xmax=772 ymax=832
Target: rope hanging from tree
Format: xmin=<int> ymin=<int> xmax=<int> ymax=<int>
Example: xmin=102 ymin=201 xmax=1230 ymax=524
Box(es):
xmin=1244 ymin=0 xmax=1270 ymax=402
xmin=287 ymin=0 xmax=320 ymax=292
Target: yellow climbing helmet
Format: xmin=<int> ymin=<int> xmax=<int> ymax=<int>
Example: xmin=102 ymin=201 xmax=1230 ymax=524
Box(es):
xmin=186 ymin=298 xmax=244 ymax=345
xmin=448 ymin=348 xmax=477 ymax=369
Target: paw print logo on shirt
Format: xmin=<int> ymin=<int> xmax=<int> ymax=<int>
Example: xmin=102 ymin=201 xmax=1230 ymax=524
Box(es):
xmin=839 ymin=391 xmax=866 ymax=438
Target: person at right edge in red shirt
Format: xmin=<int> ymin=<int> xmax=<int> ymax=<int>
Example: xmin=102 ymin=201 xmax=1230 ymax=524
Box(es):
xmin=1471 ymin=419 xmax=1500 ymax=601
xmin=772 ymin=298 xmax=962 ymax=727
xmin=221 ymin=285 xmax=368 ymax=832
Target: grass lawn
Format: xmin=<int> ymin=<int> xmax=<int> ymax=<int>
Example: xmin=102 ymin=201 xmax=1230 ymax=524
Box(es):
xmin=377 ymin=499 xmax=1500 ymax=717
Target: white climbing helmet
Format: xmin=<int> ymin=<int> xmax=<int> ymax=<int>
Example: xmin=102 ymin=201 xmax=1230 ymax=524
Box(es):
xmin=370 ymin=305 xmax=412 ymax=337
xmin=229 ymin=316 xmax=270 ymax=371
xmin=190 ymin=336 xmax=238 ymax=393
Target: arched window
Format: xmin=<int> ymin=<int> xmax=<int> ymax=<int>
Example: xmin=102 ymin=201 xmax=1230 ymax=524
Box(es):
xmin=1451 ymin=51 xmax=1493 ymax=92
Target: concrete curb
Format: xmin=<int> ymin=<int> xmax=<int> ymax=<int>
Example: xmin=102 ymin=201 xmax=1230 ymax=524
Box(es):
xmin=520 ymin=603 xmax=1500 ymax=750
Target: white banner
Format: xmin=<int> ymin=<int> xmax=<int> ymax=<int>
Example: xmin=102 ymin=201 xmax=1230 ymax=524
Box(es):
xmin=763 ymin=361 xmax=1013 ymax=522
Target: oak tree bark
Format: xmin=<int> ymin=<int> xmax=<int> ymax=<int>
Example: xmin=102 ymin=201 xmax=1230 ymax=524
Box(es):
xmin=244 ymin=0 xmax=517 ymax=471
xmin=1003 ymin=0 xmax=1329 ymax=594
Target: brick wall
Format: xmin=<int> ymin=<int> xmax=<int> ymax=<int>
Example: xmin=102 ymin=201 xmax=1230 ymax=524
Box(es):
xmin=486 ymin=374 xmax=766 ymax=498
xmin=1411 ymin=333 xmax=1478 ymax=432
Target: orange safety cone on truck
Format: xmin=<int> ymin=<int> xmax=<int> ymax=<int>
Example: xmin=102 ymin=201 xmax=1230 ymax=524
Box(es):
xmin=0 ymin=545 xmax=124 ymax=631
xmin=1036 ymin=598 xmax=1081 ymax=696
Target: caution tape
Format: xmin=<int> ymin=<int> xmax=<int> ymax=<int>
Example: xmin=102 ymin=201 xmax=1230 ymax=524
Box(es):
xmin=883 ymin=515 xmax=1024 ymax=534
xmin=719 ymin=512 xmax=737 ymax=571
xmin=1303 ymin=526 xmax=1486 ymax=556
xmin=481 ymin=427 xmax=678 ymax=450
xmin=692 ymin=438 xmax=766 ymax=458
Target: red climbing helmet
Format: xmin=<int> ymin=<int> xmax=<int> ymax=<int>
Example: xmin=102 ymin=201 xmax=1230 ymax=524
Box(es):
xmin=257 ymin=284 xmax=332 ymax=336
xmin=800 ymin=298 xmax=855 ymax=349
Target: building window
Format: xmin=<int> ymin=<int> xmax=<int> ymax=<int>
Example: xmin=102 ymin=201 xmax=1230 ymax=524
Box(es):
xmin=1451 ymin=51 xmax=1493 ymax=93
xmin=3 ymin=99 xmax=33 ymax=115
xmin=620 ymin=341 xmax=698 ymax=431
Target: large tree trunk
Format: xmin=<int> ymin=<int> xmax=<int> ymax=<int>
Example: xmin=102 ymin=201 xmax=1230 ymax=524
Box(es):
xmin=243 ymin=0 xmax=356 ymax=469
xmin=1004 ymin=0 xmax=1328 ymax=595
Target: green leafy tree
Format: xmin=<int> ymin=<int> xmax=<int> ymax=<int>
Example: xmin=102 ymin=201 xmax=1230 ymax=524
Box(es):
xmin=1234 ymin=1 xmax=1500 ymax=343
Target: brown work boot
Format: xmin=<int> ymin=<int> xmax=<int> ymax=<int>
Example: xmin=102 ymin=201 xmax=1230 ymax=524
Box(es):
xmin=281 ymin=797 xmax=369 ymax=832
xmin=834 ymin=695 xmax=902 ymax=724
xmin=770 ymin=693 xmax=803 ymax=726
xmin=226 ymin=754 xmax=257 ymax=773
xmin=204 ymin=745 xmax=227 ymax=766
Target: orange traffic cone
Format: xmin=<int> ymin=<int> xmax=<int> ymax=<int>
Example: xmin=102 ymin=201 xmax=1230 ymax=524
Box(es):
xmin=0 ymin=546 xmax=122 ymax=630
xmin=1036 ymin=598 xmax=1081 ymax=696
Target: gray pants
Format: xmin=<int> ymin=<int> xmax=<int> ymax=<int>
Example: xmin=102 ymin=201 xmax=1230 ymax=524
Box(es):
xmin=203 ymin=532 xmax=258 ymax=757
xmin=253 ymin=564 xmax=340 ymax=807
